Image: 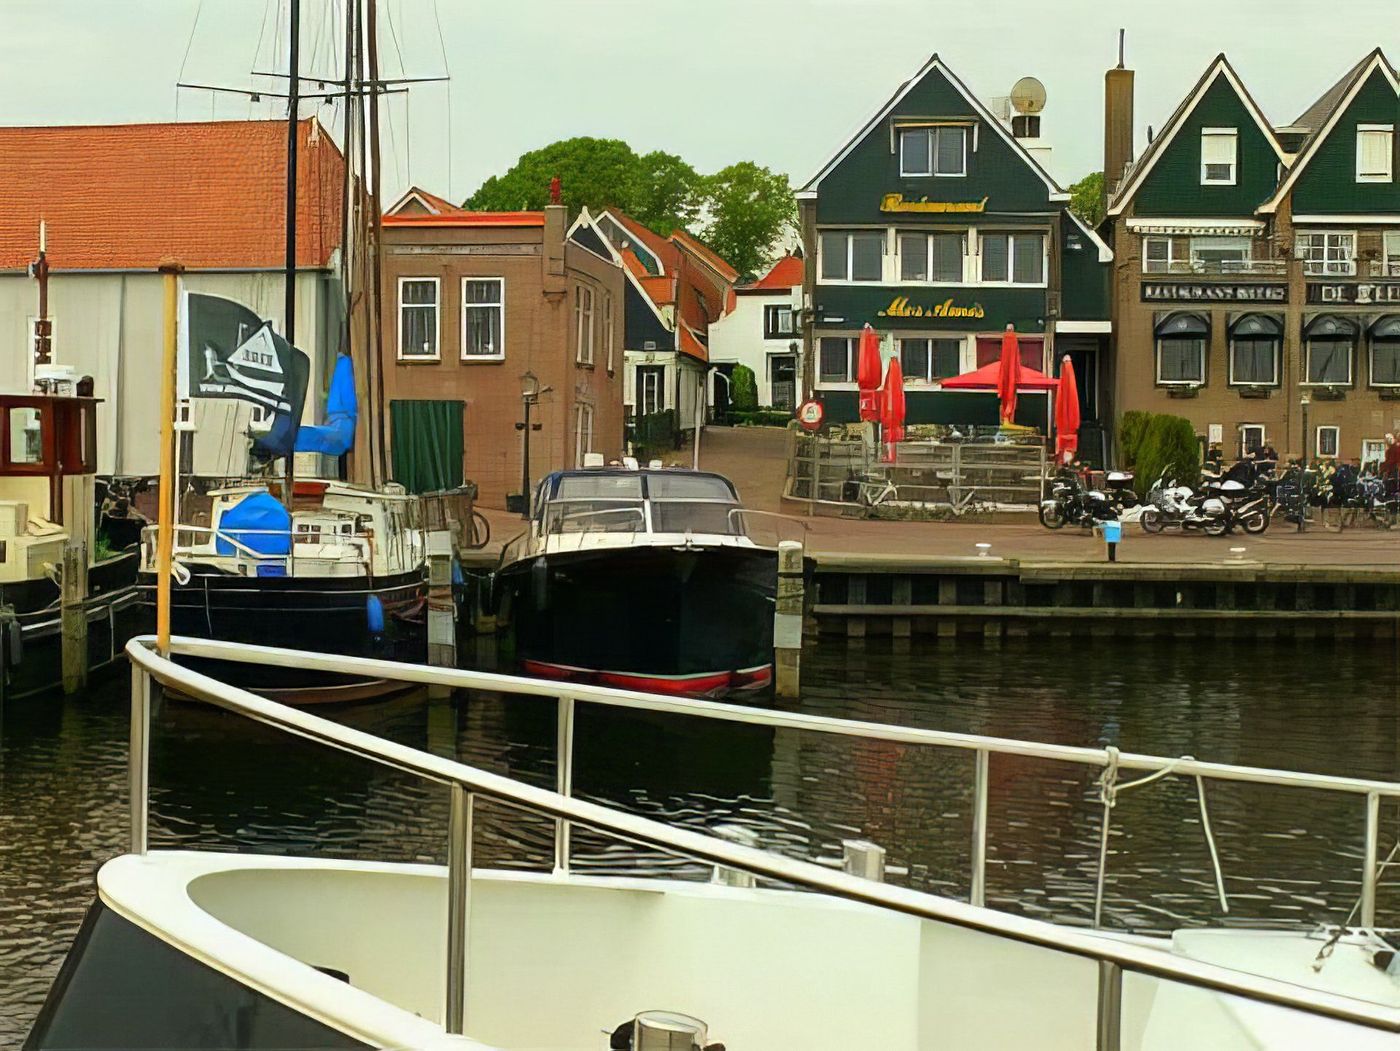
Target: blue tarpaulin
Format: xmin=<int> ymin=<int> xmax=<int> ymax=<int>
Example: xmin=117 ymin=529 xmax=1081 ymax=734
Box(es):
xmin=215 ymin=491 xmax=292 ymax=556
xmin=294 ymin=354 xmax=358 ymax=456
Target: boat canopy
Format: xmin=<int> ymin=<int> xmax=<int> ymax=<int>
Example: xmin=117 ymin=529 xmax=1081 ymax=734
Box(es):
xmin=215 ymin=491 xmax=292 ymax=556
xmin=535 ymin=469 xmax=743 ymax=536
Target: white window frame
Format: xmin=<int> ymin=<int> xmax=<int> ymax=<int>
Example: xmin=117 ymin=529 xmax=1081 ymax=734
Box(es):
xmin=979 ymin=231 xmax=1047 ymax=287
xmin=1227 ymin=333 xmax=1280 ymax=386
xmin=1190 ymin=236 xmax=1253 ymax=270
xmin=897 ymin=231 xmax=966 ymax=284
xmin=1142 ymin=236 xmax=1190 ymax=274
xmin=460 ymin=276 xmax=505 ymax=362
xmin=898 ymin=335 xmax=965 ymax=384
xmin=1304 ymin=336 xmax=1354 ymax=386
xmin=816 ymin=335 xmax=857 ymax=386
xmin=574 ymin=285 xmax=595 ymax=365
xmin=603 ymin=292 xmax=615 ymax=372
xmin=1362 ymin=438 xmax=1386 ymax=468
xmin=574 ymin=403 xmax=595 ymax=468
xmin=637 ymin=365 xmax=665 ymax=415
xmin=1200 ymin=127 xmax=1238 ymax=186
xmin=1154 ymin=336 xmax=1206 ymax=386
xmin=1316 ymin=425 xmax=1340 ymax=460
xmin=818 ymin=231 xmax=885 ymax=283
xmin=1382 ymin=231 xmax=1400 ymax=278
xmin=397 ymin=276 xmax=440 ymax=361
xmin=1239 ymin=424 xmax=1265 ymax=459
xmin=897 ymin=125 xmax=968 ymax=178
xmin=1299 ymin=231 xmax=1356 ymax=277
xmin=764 ymin=303 xmax=797 ymax=338
xmin=1370 ymin=337 xmax=1400 ymax=387
xmin=1356 ymin=124 xmax=1394 ymax=183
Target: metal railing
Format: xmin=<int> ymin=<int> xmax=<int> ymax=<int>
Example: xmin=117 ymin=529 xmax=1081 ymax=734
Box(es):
xmin=125 ymin=636 xmax=1400 ymax=1045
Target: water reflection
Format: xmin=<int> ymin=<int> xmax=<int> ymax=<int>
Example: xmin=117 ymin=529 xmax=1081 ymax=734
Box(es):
xmin=1 ymin=636 xmax=1398 ymax=1042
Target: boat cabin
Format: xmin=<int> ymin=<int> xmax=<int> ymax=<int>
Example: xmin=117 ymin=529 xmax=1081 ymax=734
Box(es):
xmin=529 ymin=468 xmax=748 ymax=539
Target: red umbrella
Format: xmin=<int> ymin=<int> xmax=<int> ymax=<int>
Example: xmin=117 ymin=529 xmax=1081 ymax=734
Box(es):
xmin=996 ymin=324 xmax=1021 ymax=425
xmin=856 ymin=324 xmax=882 ymax=422
xmin=1055 ymin=354 xmax=1081 ymax=465
xmin=879 ymin=355 xmax=905 ymax=462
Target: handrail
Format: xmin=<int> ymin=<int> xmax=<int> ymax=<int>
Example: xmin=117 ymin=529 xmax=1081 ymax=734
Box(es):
xmin=123 ymin=635 xmax=1400 ymax=1042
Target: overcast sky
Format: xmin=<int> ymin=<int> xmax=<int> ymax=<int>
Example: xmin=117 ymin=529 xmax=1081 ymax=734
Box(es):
xmin=1 ymin=0 xmax=1395 ymax=203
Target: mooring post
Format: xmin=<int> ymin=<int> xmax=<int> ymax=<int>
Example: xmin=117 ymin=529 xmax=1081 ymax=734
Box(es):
xmin=426 ymin=530 xmax=456 ymax=696
xmin=774 ymin=540 xmax=804 ymax=699
xmin=60 ymin=540 xmax=88 ymax=693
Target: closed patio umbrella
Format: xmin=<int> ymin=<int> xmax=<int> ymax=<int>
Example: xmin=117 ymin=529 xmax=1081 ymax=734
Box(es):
xmin=996 ymin=324 xmax=1021 ymax=426
xmin=857 ymin=323 xmax=882 ymax=423
xmin=1055 ymin=354 xmax=1080 ymax=465
xmin=879 ymin=355 xmax=905 ymax=463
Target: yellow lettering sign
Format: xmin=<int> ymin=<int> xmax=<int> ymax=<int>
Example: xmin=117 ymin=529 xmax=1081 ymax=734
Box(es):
xmin=879 ymin=194 xmax=989 ymax=214
xmin=877 ymin=296 xmax=985 ymax=320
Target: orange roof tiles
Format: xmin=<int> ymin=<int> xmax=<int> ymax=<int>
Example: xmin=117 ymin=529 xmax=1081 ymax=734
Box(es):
xmin=0 ymin=118 xmax=343 ymax=271
xmin=671 ymin=228 xmax=739 ymax=281
xmin=747 ymin=253 xmax=802 ymax=290
xmin=608 ymin=210 xmax=680 ymax=272
xmin=678 ymin=322 xmax=709 ymax=363
xmin=382 ymin=210 xmax=544 ymax=228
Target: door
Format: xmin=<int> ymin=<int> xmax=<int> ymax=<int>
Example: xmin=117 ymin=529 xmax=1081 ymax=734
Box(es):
xmin=637 ymin=366 xmax=665 ymax=417
xmin=768 ymin=355 xmax=797 ymax=411
xmin=389 ymin=399 xmax=464 ymax=493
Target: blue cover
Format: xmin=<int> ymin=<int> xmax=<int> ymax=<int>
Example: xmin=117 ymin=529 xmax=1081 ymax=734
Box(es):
xmin=294 ymin=354 xmax=358 ymax=456
xmin=215 ymin=492 xmax=292 ymax=556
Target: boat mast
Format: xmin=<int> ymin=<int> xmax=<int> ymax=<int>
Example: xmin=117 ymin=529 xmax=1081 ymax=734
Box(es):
xmin=283 ymin=0 xmax=301 ymax=509
xmin=366 ymin=0 xmax=388 ymax=486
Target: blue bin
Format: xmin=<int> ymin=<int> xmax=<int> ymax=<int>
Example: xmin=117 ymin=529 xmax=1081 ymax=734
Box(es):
xmin=1098 ymin=521 xmax=1123 ymax=544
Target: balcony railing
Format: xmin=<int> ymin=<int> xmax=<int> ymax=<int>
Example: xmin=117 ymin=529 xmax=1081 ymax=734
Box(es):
xmin=1369 ymin=260 xmax=1400 ymax=278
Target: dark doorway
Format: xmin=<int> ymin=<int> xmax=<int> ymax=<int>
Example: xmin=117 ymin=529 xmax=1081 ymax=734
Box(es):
xmin=768 ymin=354 xmax=797 ymax=411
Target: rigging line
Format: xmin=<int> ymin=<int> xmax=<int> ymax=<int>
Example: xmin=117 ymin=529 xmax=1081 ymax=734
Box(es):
xmin=252 ymin=0 xmax=273 ymax=79
xmin=177 ymin=0 xmax=205 ymax=83
xmin=430 ymin=0 xmax=451 ymax=200
xmin=384 ymin=0 xmax=406 ymax=78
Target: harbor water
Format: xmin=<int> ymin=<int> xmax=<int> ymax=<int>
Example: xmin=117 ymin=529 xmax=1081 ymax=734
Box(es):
xmin=3 ymin=635 xmax=1399 ymax=1042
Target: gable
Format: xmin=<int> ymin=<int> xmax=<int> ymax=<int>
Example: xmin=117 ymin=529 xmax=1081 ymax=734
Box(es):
xmin=812 ymin=62 xmax=1057 ymax=224
xmin=1290 ymin=66 xmax=1400 ymax=215
xmin=569 ymin=222 xmax=612 ymax=260
xmin=1131 ymin=74 xmax=1283 ymax=218
xmin=623 ymin=280 xmax=671 ymax=350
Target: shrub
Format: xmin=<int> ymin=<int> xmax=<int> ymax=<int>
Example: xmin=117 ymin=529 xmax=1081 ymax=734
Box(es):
xmin=728 ymin=408 xmax=793 ymax=427
xmin=1118 ymin=410 xmax=1151 ymax=468
xmin=731 ymin=364 xmax=759 ymax=412
xmin=1133 ymin=413 xmax=1200 ymax=495
xmin=630 ymin=408 xmax=679 ymax=458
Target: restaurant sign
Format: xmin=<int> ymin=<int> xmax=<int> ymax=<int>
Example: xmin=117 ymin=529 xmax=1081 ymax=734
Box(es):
xmin=878 ymin=295 xmax=986 ymax=320
xmin=1306 ymin=282 xmax=1400 ymax=305
xmin=880 ymin=194 xmax=988 ymax=214
xmin=1140 ymin=282 xmax=1287 ymax=303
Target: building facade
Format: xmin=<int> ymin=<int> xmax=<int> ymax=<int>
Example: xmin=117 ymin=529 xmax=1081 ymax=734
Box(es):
xmin=798 ymin=55 xmax=1112 ymax=449
xmin=380 ymin=192 xmax=626 ymax=506
xmin=0 ymin=118 xmax=347 ymax=477
xmin=706 ymin=254 xmax=803 ymax=412
xmin=1107 ymin=49 xmax=1400 ymax=467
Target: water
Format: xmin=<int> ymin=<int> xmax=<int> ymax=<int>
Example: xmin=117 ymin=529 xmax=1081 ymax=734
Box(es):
xmin=2 ymin=636 xmax=1398 ymax=1043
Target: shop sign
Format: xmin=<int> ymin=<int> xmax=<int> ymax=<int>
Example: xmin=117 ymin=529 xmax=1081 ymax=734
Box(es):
xmin=878 ymin=295 xmax=986 ymax=320
xmin=880 ymin=193 xmax=988 ymax=214
xmin=1306 ymin=282 xmax=1400 ymax=305
xmin=1140 ymin=282 xmax=1287 ymax=303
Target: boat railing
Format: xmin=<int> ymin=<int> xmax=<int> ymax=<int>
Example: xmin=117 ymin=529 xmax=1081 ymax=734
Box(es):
xmin=125 ymin=635 xmax=1400 ymax=1044
xmin=141 ymin=523 xmax=374 ymax=575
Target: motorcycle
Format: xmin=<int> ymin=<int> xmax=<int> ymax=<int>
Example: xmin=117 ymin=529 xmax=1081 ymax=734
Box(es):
xmin=1103 ymin=471 xmax=1140 ymax=513
xmin=1139 ymin=475 xmax=1268 ymax=536
xmin=1039 ymin=471 xmax=1118 ymax=529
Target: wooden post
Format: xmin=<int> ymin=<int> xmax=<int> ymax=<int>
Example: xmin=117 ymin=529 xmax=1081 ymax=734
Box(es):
xmin=426 ymin=529 xmax=456 ymax=693
xmin=60 ymin=540 xmax=88 ymax=693
xmin=156 ymin=262 xmax=182 ymax=656
xmin=774 ymin=540 xmax=804 ymax=699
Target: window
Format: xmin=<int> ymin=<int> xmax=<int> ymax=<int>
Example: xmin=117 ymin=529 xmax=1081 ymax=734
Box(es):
xmin=1356 ymin=124 xmax=1394 ymax=182
xmin=1371 ymin=338 xmax=1400 ymax=386
xmin=574 ymin=285 xmax=595 ymax=364
xmin=1299 ymin=232 xmax=1355 ymax=276
xmin=764 ymin=304 xmax=797 ymax=339
xmin=1316 ymin=425 xmax=1340 ymax=459
xmin=899 ymin=337 xmax=962 ymax=383
xmin=461 ymin=277 xmax=504 ymax=359
xmin=1192 ymin=237 xmax=1252 ymax=270
xmin=898 ymin=232 xmax=963 ymax=282
xmin=1305 ymin=338 xmax=1352 ymax=385
xmin=9 ymin=407 xmax=41 ymax=465
xmin=636 ymin=365 xmax=665 ymax=416
xmin=898 ymin=126 xmax=967 ymax=177
xmin=1383 ymin=231 xmax=1400 ymax=278
xmin=398 ymin=278 xmax=439 ymax=359
xmin=820 ymin=231 xmax=883 ymax=281
xmin=574 ymin=403 xmax=594 ymax=468
xmin=1363 ymin=439 xmax=1387 ymax=468
xmin=603 ymin=293 xmax=615 ymax=371
xmin=818 ymin=336 xmax=855 ymax=383
xmin=981 ymin=232 xmax=1045 ymax=284
xmin=1229 ymin=336 xmax=1279 ymax=385
xmin=1143 ymin=236 xmax=1189 ymax=274
xmin=1239 ymin=424 xmax=1265 ymax=458
xmin=1201 ymin=128 xmax=1238 ymax=185
xmin=1156 ymin=337 xmax=1206 ymax=384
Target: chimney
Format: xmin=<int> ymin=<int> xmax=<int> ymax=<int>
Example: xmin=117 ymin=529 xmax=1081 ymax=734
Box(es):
xmin=543 ymin=177 xmax=566 ymax=294
xmin=1103 ymin=29 xmax=1135 ymax=208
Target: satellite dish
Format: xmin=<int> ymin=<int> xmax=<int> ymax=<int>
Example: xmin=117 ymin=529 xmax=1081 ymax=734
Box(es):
xmin=1010 ymin=77 xmax=1047 ymax=115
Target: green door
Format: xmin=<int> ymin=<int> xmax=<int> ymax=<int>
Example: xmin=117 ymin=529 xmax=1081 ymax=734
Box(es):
xmin=390 ymin=399 xmax=465 ymax=493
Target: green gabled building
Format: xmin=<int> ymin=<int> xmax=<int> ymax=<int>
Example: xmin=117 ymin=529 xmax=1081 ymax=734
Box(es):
xmin=797 ymin=54 xmax=1113 ymax=450
xmin=1107 ymin=48 xmax=1400 ymax=467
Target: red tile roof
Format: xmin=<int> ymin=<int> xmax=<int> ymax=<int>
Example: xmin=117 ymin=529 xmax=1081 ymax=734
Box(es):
xmin=671 ymin=228 xmax=739 ymax=282
xmin=747 ymin=253 xmax=802 ymax=291
xmin=608 ymin=210 xmax=680 ymax=272
xmin=0 ymin=118 xmax=344 ymax=271
xmin=382 ymin=210 xmax=544 ymax=228
xmin=678 ymin=321 xmax=709 ymax=363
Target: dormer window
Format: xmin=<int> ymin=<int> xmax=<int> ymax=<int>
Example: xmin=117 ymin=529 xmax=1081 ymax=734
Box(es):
xmin=1356 ymin=124 xmax=1394 ymax=183
xmin=1200 ymin=128 xmax=1237 ymax=185
xmin=899 ymin=125 xmax=967 ymax=177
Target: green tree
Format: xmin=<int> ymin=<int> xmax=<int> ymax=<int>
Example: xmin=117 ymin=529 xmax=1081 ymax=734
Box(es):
xmin=731 ymin=364 xmax=759 ymax=411
xmin=632 ymin=150 xmax=704 ymax=234
xmin=699 ymin=162 xmax=796 ymax=279
xmin=1133 ymin=414 xmax=1200 ymax=495
xmin=1068 ymin=171 xmax=1105 ymax=228
xmin=1117 ymin=409 xmax=1151 ymax=467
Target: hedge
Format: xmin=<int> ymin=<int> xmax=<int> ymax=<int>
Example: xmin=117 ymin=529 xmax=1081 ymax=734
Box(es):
xmin=727 ymin=409 xmax=793 ymax=427
xmin=1128 ymin=412 xmax=1200 ymax=495
xmin=731 ymin=364 xmax=759 ymax=412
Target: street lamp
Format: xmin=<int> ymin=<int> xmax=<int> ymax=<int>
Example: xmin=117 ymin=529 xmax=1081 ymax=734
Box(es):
xmin=1298 ymin=392 xmax=1311 ymax=533
xmin=516 ymin=371 xmax=552 ymax=519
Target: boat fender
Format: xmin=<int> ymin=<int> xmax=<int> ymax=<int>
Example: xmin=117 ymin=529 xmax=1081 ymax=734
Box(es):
xmin=531 ymin=556 xmax=549 ymax=611
xmin=366 ymin=594 xmax=386 ymax=636
xmin=6 ymin=616 xmax=21 ymax=668
xmin=451 ymin=559 xmax=465 ymax=587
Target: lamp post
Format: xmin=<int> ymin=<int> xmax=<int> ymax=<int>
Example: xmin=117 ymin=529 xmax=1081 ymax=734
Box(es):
xmin=516 ymin=371 xmax=551 ymax=519
xmin=1298 ymin=392 xmax=1311 ymax=533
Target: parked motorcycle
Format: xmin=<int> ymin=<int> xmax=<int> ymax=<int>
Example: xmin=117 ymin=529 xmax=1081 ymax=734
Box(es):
xmin=1139 ymin=475 xmax=1268 ymax=536
xmin=1039 ymin=471 xmax=1118 ymax=529
xmin=1102 ymin=471 xmax=1140 ymax=513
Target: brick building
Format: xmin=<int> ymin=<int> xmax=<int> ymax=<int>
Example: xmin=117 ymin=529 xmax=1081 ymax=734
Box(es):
xmin=379 ymin=190 xmax=626 ymax=506
xmin=1106 ymin=49 xmax=1400 ymax=467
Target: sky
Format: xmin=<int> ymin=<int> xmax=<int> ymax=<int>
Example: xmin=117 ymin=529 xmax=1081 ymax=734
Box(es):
xmin=0 ymin=0 xmax=1397 ymax=204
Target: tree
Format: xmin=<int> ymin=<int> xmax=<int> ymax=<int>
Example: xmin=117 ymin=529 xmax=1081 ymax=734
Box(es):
xmin=632 ymin=150 xmax=704 ymax=235
xmin=700 ymin=162 xmax=796 ymax=280
xmin=1133 ymin=413 xmax=1200 ymax=496
xmin=1068 ymin=171 xmax=1105 ymax=228
xmin=731 ymin=364 xmax=759 ymax=411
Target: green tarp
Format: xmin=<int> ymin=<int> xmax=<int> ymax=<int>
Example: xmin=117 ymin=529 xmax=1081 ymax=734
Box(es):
xmin=390 ymin=399 xmax=464 ymax=493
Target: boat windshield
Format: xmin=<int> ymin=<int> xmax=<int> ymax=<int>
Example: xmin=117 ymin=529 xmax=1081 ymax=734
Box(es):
xmin=646 ymin=473 xmax=742 ymax=535
xmin=543 ymin=474 xmax=646 ymax=535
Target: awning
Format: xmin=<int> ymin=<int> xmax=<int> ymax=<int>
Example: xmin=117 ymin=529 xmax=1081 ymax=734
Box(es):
xmin=1125 ymin=217 xmax=1265 ymax=237
xmin=940 ymin=361 xmax=1058 ymax=390
xmin=1369 ymin=314 xmax=1400 ymax=340
xmin=1154 ymin=311 xmax=1209 ymax=338
xmin=1302 ymin=313 xmax=1360 ymax=339
xmin=1227 ymin=312 xmax=1284 ymax=338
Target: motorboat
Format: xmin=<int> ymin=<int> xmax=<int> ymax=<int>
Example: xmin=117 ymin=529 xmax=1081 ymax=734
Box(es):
xmin=23 ymin=636 xmax=1400 ymax=1049
xmin=494 ymin=463 xmax=782 ymax=697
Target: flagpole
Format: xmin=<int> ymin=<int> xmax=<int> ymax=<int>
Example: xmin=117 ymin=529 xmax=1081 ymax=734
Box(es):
xmin=156 ymin=261 xmax=183 ymax=656
xmin=282 ymin=0 xmax=300 ymax=510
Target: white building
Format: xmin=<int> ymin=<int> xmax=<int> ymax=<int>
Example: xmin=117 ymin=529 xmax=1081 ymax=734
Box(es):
xmin=0 ymin=118 xmax=347 ymax=477
xmin=706 ymin=254 xmax=803 ymax=412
